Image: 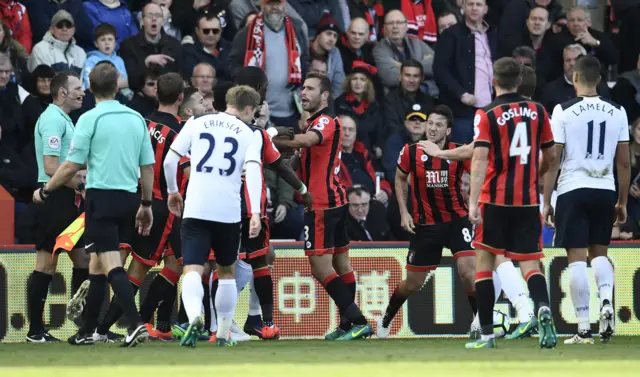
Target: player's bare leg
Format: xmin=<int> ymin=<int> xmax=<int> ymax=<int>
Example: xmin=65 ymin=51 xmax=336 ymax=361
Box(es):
xmin=519 ymin=259 xmax=557 ymax=349
xmin=589 ymin=245 xmax=615 ymax=343
xmin=494 ymin=255 xmax=537 ymax=340
xmin=378 ymin=269 xmax=431 ymax=339
xmin=332 ymin=249 xmax=358 ymax=336
xmin=465 ymin=249 xmax=497 ymax=349
xmin=309 ymin=254 xmax=371 ymax=340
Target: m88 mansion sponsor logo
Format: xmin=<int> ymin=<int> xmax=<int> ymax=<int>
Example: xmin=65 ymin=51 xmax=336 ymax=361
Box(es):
xmin=425 ymin=170 xmax=449 ymax=188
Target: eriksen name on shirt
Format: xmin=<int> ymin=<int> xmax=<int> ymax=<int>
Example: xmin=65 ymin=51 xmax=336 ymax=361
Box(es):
xmin=203 ymin=118 xmax=243 ymax=134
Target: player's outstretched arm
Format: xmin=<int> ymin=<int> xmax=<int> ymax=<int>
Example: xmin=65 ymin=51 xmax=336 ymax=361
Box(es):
xmin=276 ymin=132 xmax=321 ymax=150
xmin=418 ymin=141 xmax=474 ymax=160
xmin=541 ymin=144 xmax=561 ymax=227
xmin=271 ymin=158 xmax=312 ymax=210
xmin=34 ymin=161 xmax=85 ymax=203
xmin=395 ymin=168 xmax=415 ymax=234
xmin=615 ymin=142 xmax=630 ymax=225
xmin=468 ymin=147 xmax=489 ymax=225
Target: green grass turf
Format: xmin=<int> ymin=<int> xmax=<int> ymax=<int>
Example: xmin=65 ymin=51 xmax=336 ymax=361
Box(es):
xmin=1 ymin=337 xmax=639 ymax=376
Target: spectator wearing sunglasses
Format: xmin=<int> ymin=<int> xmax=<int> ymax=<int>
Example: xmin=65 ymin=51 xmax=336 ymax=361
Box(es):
xmin=28 ymin=10 xmax=87 ymax=75
xmin=127 ymin=69 xmax=160 ymax=117
xmin=183 ymin=12 xmax=231 ymax=83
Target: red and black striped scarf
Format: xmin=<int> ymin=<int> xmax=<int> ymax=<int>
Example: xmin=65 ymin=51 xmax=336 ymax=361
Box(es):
xmin=244 ymin=13 xmax=302 ymax=84
xmin=401 ymin=0 xmax=437 ymax=43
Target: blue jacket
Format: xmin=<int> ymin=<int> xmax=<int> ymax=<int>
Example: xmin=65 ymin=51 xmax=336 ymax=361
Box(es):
xmin=81 ymin=50 xmax=128 ymax=90
xmin=83 ymin=0 xmax=139 ymax=51
xmin=23 ymin=0 xmax=94 ymax=49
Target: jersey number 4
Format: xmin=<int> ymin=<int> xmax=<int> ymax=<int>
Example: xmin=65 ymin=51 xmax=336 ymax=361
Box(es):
xmin=509 ymin=122 xmax=531 ymax=165
xmin=196 ymin=133 xmax=238 ymax=176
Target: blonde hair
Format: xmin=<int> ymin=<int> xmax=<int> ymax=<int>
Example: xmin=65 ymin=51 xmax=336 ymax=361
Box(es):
xmin=342 ymin=73 xmax=376 ymax=104
xmin=225 ymin=85 xmax=261 ymax=110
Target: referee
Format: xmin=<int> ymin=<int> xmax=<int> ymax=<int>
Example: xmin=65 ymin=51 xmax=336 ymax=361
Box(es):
xmin=27 ymin=71 xmax=89 ymax=343
xmin=33 ymin=61 xmax=155 ymax=347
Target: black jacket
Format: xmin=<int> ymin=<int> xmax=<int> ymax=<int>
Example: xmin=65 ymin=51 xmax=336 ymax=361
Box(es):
xmin=540 ymin=76 xmax=611 ymax=113
xmin=434 ymin=22 xmax=498 ymax=117
xmin=345 ymin=200 xmax=393 ymax=241
xmin=128 ymin=93 xmax=158 ymax=118
xmin=0 ymin=141 xmax=38 ymax=197
xmin=382 ymin=86 xmax=433 ymax=141
xmin=171 ymin=0 xmax=237 ymax=42
xmin=611 ymin=72 xmax=640 ymax=123
xmin=335 ymin=94 xmax=384 ymax=152
xmin=119 ymin=31 xmax=183 ymax=92
xmin=182 ymin=38 xmax=232 ymax=83
xmin=21 ymin=94 xmax=52 ymax=144
xmin=0 ymin=82 xmax=25 ymax=150
xmin=548 ymin=27 xmax=618 ymax=80
xmin=498 ymin=0 xmax=562 ymax=50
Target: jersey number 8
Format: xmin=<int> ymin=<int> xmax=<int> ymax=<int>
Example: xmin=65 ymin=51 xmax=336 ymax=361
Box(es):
xmin=196 ymin=133 xmax=238 ymax=176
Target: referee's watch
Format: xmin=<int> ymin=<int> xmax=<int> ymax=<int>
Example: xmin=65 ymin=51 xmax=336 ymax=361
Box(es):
xmin=141 ymin=200 xmax=152 ymax=207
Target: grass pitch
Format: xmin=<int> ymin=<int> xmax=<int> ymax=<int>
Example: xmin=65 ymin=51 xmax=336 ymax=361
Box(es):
xmin=1 ymin=337 xmax=639 ymax=377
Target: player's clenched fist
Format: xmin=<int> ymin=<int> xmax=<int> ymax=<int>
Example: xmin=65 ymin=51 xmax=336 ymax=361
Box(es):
xmin=468 ymin=204 xmax=482 ymax=225
xmin=249 ymin=213 xmax=262 ymax=238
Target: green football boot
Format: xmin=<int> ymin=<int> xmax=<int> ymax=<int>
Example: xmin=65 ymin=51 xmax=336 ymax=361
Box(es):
xmin=465 ymin=338 xmax=497 ymax=349
xmin=538 ymin=307 xmax=558 ymax=349
xmin=324 ymin=328 xmax=347 ymax=340
xmin=172 ymin=323 xmax=188 ymax=339
xmin=216 ymin=337 xmax=238 ymax=347
xmin=179 ymin=316 xmax=203 ymax=348
xmin=335 ymin=324 xmax=373 ymax=341
xmin=505 ymin=317 xmax=538 ymax=340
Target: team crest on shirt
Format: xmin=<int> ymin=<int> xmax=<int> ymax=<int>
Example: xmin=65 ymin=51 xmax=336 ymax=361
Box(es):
xmin=407 ymin=251 xmax=415 ymax=263
xmin=421 ymin=154 xmax=428 ymax=162
xmin=425 ymin=170 xmax=449 ymax=188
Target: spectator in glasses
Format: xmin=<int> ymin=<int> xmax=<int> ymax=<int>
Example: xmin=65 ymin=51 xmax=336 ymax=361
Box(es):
xmin=345 ymin=185 xmax=392 ymax=242
xmin=28 ymin=10 xmax=86 ymax=75
xmin=137 ymin=0 xmax=181 ymax=41
xmin=128 ymin=69 xmax=159 ymax=117
xmin=0 ymin=20 xmax=28 ymax=85
xmin=120 ymin=2 xmax=182 ymax=92
xmin=22 ymin=0 xmax=93 ymax=49
xmin=183 ymin=12 xmax=231 ymax=83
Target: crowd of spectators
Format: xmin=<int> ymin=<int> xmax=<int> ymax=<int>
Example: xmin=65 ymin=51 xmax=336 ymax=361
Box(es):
xmin=1 ymin=0 xmax=640 ymax=243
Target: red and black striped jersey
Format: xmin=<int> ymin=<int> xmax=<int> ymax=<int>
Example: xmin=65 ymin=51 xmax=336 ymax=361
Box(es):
xmin=397 ymin=141 xmax=470 ymax=225
xmin=473 ymin=93 xmax=554 ymax=206
xmin=299 ymin=110 xmax=348 ymax=210
xmin=145 ymin=111 xmax=184 ymax=201
xmin=240 ymin=127 xmax=281 ymax=218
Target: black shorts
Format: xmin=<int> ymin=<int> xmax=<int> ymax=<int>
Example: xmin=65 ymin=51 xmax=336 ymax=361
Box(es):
xmin=304 ymin=205 xmax=350 ymax=256
xmin=129 ymin=199 xmax=182 ymax=266
xmin=34 ymin=187 xmax=83 ymax=253
xmin=239 ymin=217 xmax=269 ymax=260
xmin=84 ymin=189 xmax=139 ymax=254
xmin=473 ymin=202 xmax=543 ymax=261
xmin=407 ymin=217 xmax=475 ymax=271
xmin=554 ymin=188 xmax=616 ymax=248
xmin=181 ymin=218 xmax=241 ymax=267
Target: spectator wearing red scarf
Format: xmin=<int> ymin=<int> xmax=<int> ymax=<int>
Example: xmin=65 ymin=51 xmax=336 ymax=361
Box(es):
xmin=335 ymin=61 xmax=384 ymax=158
xmin=0 ymin=0 xmax=32 ymax=52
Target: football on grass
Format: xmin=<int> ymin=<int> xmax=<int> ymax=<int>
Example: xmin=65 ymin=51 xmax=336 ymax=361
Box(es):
xmin=493 ymin=310 xmax=511 ymax=338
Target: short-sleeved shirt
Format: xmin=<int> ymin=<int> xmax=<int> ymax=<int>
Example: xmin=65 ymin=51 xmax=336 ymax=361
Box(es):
xmin=551 ymin=96 xmax=629 ymax=195
xmin=67 ymin=100 xmax=154 ymax=193
xmin=298 ymin=110 xmax=348 ymax=211
xmin=473 ymin=93 xmax=554 ymax=206
xmin=397 ymin=141 xmax=470 ymax=225
xmin=35 ymin=104 xmax=75 ymax=183
xmin=169 ymin=112 xmax=263 ymax=223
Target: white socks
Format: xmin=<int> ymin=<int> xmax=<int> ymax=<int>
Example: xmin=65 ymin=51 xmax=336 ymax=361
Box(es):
xmin=248 ymin=277 xmax=262 ymax=316
xmin=181 ymin=271 xmax=204 ymax=323
xmin=492 ymin=271 xmax=501 ymax=304
xmin=569 ymin=261 xmax=591 ymax=332
xmin=215 ymin=279 xmax=238 ymax=340
xmin=591 ymin=256 xmax=614 ymax=307
xmin=496 ymin=261 xmax=534 ymax=322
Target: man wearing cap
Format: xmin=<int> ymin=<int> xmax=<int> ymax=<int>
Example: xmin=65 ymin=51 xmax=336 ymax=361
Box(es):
xmin=228 ymin=0 xmax=308 ymax=130
xmin=310 ymin=12 xmax=345 ymax=99
xmin=382 ymin=107 xmax=428 ymax=184
xmin=28 ymin=10 xmax=87 ymax=74
xmin=22 ymin=0 xmax=93 ymax=49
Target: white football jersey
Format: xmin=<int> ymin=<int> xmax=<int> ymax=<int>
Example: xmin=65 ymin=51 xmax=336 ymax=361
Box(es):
xmin=170 ymin=112 xmax=262 ymax=223
xmin=551 ymin=96 xmax=629 ymax=195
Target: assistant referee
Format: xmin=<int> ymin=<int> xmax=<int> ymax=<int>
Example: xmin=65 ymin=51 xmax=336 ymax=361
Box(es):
xmin=33 ymin=61 xmax=156 ymax=348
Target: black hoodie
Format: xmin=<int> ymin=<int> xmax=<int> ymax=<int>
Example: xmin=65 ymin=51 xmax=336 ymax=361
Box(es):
xmin=498 ymin=0 xmax=562 ymax=53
